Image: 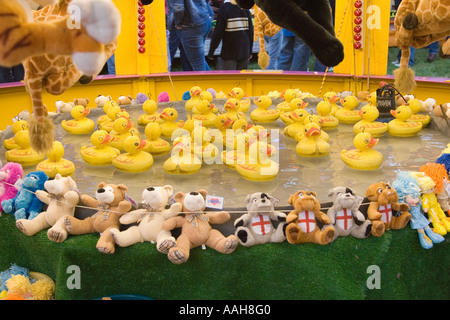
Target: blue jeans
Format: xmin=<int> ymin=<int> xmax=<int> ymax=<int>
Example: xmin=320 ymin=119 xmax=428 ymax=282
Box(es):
xmin=397 ymin=47 xmax=415 ymax=66
xmin=169 ymin=28 xmax=192 ymax=71
xmin=177 ymin=21 xmax=212 ymax=71
xmin=264 ymin=30 xmax=283 ymax=70
xmin=427 ymin=41 xmax=439 ymax=55
xmin=278 ymin=37 xmax=325 ymax=71
xmin=0 ymin=65 xmax=24 ymax=83
xmin=106 ymin=54 xmax=116 ymax=75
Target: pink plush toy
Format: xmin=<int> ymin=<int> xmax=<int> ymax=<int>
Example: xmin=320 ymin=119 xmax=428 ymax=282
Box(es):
xmin=0 ymin=162 xmax=23 ymax=215
xmin=158 ymin=91 xmax=170 ymax=102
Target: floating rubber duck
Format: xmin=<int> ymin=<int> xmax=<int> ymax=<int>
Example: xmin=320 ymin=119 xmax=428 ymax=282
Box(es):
xmin=61 ymin=105 xmax=95 ymax=134
xmin=250 ymin=95 xmax=279 ymax=123
xmin=138 ymin=99 xmax=163 ymax=126
xmin=341 ymin=131 xmax=383 ymax=170
xmin=406 ymin=98 xmax=430 ymax=127
xmin=367 ymin=92 xmax=377 ymax=106
xmin=323 ymin=91 xmax=341 ymax=116
xmin=228 ymin=87 xmax=251 ymax=112
xmin=223 ymin=98 xmax=247 ymax=122
xmin=235 ymin=141 xmax=279 ymax=181
xmin=222 ymin=132 xmax=251 ymax=169
xmin=180 ymin=115 xmax=202 ymax=135
xmin=163 ymin=135 xmax=202 ymax=175
xmin=185 ymin=86 xmax=203 ymax=112
xmin=296 ymin=115 xmax=330 ymax=142
xmin=279 ymin=98 xmax=309 ymax=125
xmin=96 ymin=100 xmax=119 ymax=126
xmin=97 ymin=102 xmax=122 ymax=132
xmin=316 ymin=100 xmax=339 ymax=130
xmin=141 ymin=122 xmax=171 ymax=156
xmin=191 ymin=126 xmax=219 ymax=164
xmin=80 ymin=130 xmax=120 ymax=166
xmin=192 ymin=100 xmax=217 ymax=127
xmin=159 ymin=107 xmax=185 ymax=138
xmin=36 ymin=141 xmax=75 ymax=177
xmin=199 ymin=90 xmax=218 ymax=114
xmin=5 ymin=130 xmax=45 ymax=166
xmin=3 ymin=119 xmax=29 ymax=150
xmin=112 ymin=135 xmax=153 ymax=173
xmin=296 ymin=122 xmax=331 ymax=157
xmin=388 ymin=105 xmax=422 ymax=137
xmin=283 ymin=109 xmax=309 ymax=139
xmin=353 ymin=105 xmax=387 ymax=137
xmin=210 ymin=113 xmax=234 ymax=146
xmin=108 ymin=116 xmax=137 ymax=150
xmin=335 ymin=95 xmax=361 ymax=124
xmin=276 ymin=89 xmax=298 ymax=112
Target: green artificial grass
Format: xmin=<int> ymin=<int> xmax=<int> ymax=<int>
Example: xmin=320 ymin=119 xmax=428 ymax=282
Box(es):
xmin=0 ymin=213 xmax=448 ymax=300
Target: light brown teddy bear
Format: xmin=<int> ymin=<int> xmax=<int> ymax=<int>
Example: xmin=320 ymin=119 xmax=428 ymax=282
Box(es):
xmin=365 ymin=181 xmax=411 ymax=230
xmin=285 ymin=190 xmax=335 ymax=245
xmin=16 ymin=173 xmax=79 ymax=236
xmin=48 ymin=182 xmax=132 ymax=254
xmin=73 ymin=98 xmax=90 ymax=108
xmin=161 ymin=190 xmax=238 ymax=264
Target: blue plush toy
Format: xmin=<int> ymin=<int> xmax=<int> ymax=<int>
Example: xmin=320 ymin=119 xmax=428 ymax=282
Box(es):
xmin=1 ymin=171 xmax=48 ymax=220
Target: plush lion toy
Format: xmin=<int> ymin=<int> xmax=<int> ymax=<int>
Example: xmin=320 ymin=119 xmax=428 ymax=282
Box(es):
xmin=0 ymin=0 xmax=121 ymax=154
xmin=235 ymin=0 xmax=344 ymax=67
xmin=394 ymin=0 xmax=450 ymax=93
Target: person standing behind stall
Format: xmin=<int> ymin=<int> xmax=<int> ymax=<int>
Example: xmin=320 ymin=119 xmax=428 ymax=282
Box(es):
xmin=167 ymin=0 xmax=213 ymax=71
xmin=207 ymin=0 xmax=253 ymax=70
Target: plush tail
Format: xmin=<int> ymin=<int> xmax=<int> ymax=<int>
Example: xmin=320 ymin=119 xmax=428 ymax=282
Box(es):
xmin=258 ymin=51 xmax=270 ymax=70
xmin=394 ymin=47 xmax=416 ymax=94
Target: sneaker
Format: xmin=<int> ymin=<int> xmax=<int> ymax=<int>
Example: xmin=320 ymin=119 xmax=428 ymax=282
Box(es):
xmin=427 ymin=53 xmax=436 ymax=62
xmin=391 ymin=59 xmax=400 ymax=65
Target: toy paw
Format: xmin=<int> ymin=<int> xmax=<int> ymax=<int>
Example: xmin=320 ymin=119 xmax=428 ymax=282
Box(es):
xmin=28 ymin=211 xmax=39 ymax=220
xmin=314 ymin=36 xmax=344 ymax=67
xmin=157 ymin=238 xmax=176 ymax=254
xmin=16 ymin=220 xmax=29 ymax=235
xmin=14 ymin=208 xmax=27 ymax=220
xmin=47 ymin=228 xmax=68 ymax=243
xmin=1 ymin=200 xmax=13 ymax=213
xmin=168 ymin=248 xmax=188 ymax=264
xmin=109 ymin=228 xmax=121 ymax=245
xmin=97 ymin=243 xmax=115 ymax=254
xmin=371 ymin=221 xmax=385 ymax=237
xmin=236 ymin=228 xmax=248 ymax=244
xmin=321 ymin=226 xmax=335 ymax=245
xmin=223 ymin=236 xmax=238 ymax=254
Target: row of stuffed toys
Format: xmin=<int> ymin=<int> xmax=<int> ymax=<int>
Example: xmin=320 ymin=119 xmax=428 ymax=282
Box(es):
xmin=1 ymin=147 xmax=450 ymax=264
xmin=3 ymin=84 xmax=442 ymax=182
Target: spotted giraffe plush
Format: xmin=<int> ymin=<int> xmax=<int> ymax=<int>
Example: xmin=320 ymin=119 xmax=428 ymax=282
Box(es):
xmin=0 ymin=0 xmax=121 ymax=154
xmin=235 ymin=0 xmax=344 ymax=68
xmin=394 ymin=0 xmax=450 ymax=93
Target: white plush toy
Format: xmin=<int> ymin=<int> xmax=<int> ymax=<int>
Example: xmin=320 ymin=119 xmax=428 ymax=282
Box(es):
xmin=110 ymin=185 xmax=183 ymax=253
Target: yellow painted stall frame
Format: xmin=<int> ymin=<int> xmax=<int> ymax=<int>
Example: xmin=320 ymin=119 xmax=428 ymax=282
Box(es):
xmin=0 ymin=0 xmax=448 ymax=131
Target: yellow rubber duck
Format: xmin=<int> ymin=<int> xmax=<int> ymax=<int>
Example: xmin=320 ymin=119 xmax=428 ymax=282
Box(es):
xmin=142 ymin=122 xmax=171 ymax=156
xmin=191 ymin=126 xmax=219 ymax=164
xmin=138 ymin=99 xmax=162 ymax=126
xmin=388 ymin=105 xmax=422 ymax=137
xmin=283 ymin=108 xmax=309 ymax=139
xmin=296 ymin=122 xmax=331 ymax=157
xmin=323 ymin=91 xmax=341 ymax=116
xmin=36 ymin=141 xmax=75 ymax=178
xmin=61 ymin=105 xmax=95 ymax=134
xmin=97 ymin=102 xmax=122 ymax=132
xmin=222 ymin=132 xmax=251 ymax=169
xmin=192 ymin=99 xmax=217 ymax=127
xmin=159 ymin=107 xmax=185 ymax=138
xmin=228 ymin=87 xmax=251 ymax=112
xmin=276 ymin=89 xmax=298 ymax=112
xmin=353 ymin=104 xmax=387 ymax=137
xmin=96 ymin=100 xmax=119 ymax=127
xmin=406 ymin=98 xmax=430 ymax=127
xmin=112 ymin=135 xmax=154 ymax=173
xmin=235 ymin=141 xmax=279 ymax=181
xmin=5 ymin=130 xmax=45 ymax=166
xmin=3 ymin=119 xmax=28 ymax=150
xmin=163 ymin=135 xmax=202 ymax=175
xmin=108 ymin=116 xmax=137 ymax=150
xmin=316 ymin=100 xmax=339 ymax=130
xmin=185 ymin=86 xmax=203 ymax=112
xmin=279 ymin=98 xmax=308 ymax=125
xmin=335 ymin=95 xmax=361 ymax=124
xmin=295 ymin=115 xmax=330 ymax=142
xmin=80 ymin=130 xmax=120 ymax=166
xmin=250 ymin=95 xmax=279 ymax=123
xmin=210 ymin=113 xmax=234 ymax=146
xmin=367 ymin=92 xmax=377 ymax=106
xmin=223 ymin=98 xmax=247 ymax=122
xmin=199 ymin=90 xmax=218 ymax=114
xmin=341 ymin=131 xmax=383 ymax=170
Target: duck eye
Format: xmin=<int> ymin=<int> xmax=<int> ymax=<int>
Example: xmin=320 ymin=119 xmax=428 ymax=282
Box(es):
xmin=364 ymin=138 xmax=369 ymax=143
xmin=170 ymin=112 xmax=174 ymax=116
xmin=134 ymin=142 xmax=139 ymax=147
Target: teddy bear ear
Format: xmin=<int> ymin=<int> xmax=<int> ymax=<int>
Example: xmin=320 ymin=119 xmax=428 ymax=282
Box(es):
xmin=310 ymin=191 xmax=317 ymax=198
xmin=288 ymin=194 xmax=295 ymax=205
xmin=54 ymin=173 xmax=62 ymax=180
xmin=198 ymin=189 xmax=208 ymax=199
xmin=117 ymin=184 xmax=129 ymax=194
xmin=86 ymin=98 xmax=90 ymax=104
xmin=245 ymin=194 xmax=252 ymax=204
xmin=269 ymin=194 xmax=279 ymax=207
xmin=173 ymin=191 xmax=185 ymax=203
xmin=66 ymin=176 xmax=77 ymax=190
xmin=163 ymin=185 xmax=174 ymax=197
xmin=98 ymin=182 xmax=106 ymax=189
xmin=327 ymin=188 xmax=335 ymax=198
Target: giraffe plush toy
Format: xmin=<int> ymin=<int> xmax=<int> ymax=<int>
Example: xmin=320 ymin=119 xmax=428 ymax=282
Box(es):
xmin=0 ymin=0 xmax=121 ymax=154
xmin=394 ymin=0 xmax=450 ymax=94
xmin=254 ymin=6 xmax=281 ymax=70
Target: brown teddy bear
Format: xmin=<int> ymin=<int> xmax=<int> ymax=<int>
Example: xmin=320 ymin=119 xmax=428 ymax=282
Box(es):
xmin=161 ymin=190 xmax=238 ymax=264
xmin=48 ymin=182 xmax=132 ymax=254
xmin=73 ymin=98 xmax=90 ymax=108
xmin=365 ymin=181 xmax=411 ymax=230
xmin=285 ymin=190 xmax=335 ymax=245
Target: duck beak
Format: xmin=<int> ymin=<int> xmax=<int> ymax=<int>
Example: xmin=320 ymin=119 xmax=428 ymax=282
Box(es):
xmin=289 ymin=113 xmax=299 ymax=120
xmin=266 ymin=146 xmax=273 ymax=157
xmin=224 ymin=118 xmax=233 ymax=128
xmin=359 ymin=110 xmax=363 ymax=117
xmin=139 ymin=140 xmax=146 ymax=149
xmin=102 ymin=134 xmax=112 ymax=145
xmin=390 ymin=109 xmax=397 ymax=117
xmin=193 ymin=89 xmax=201 ymax=96
xmin=126 ymin=120 xmax=133 ymax=130
xmin=225 ymin=102 xmax=236 ymax=110
xmin=330 ymin=95 xmax=339 ymax=103
xmin=253 ymin=99 xmax=259 ymax=105
xmin=301 ymin=102 xmax=308 ymax=108
xmin=340 ymin=98 xmax=345 ymax=105
xmin=160 ymin=112 xmax=169 ymax=119
xmin=83 ymin=108 xmax=91 ymax=116
xmin=228 ymin=91 xmax=236 ymax=98
xmin=368 ymin=137 xmax=379 ymax=148
xmin=209 ymin=103 xmax=216 ymax=110
xmin=307 ymin=126 xmax=320 ymax=136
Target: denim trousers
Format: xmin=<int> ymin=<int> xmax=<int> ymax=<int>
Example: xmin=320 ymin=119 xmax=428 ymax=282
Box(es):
xmin=263 ymin=31 xmax=283 ymax=70
xmin=177 ymin=20 xmax=212 ymax=71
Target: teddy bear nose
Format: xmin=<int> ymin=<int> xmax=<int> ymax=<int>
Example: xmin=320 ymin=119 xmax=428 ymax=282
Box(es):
xmin=97 ymin=188 xmax=105 ymax=193
xmin=190 ymin=191 xmax=199 ymax=196
xmin=261 ymin=199 xmax=266 ymax=203
xmin=147 ymin=187 xmax=155 ymax=191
